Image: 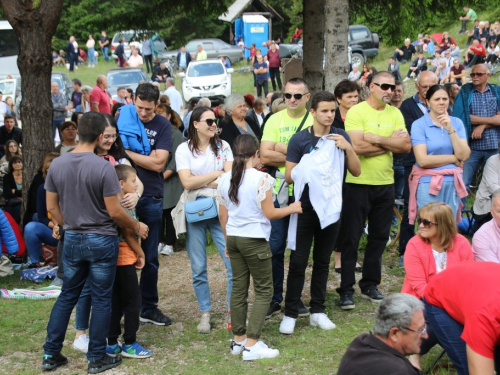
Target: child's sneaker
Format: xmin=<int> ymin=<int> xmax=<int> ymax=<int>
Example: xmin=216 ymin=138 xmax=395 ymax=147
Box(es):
xmin=230 ymin=338 xmax=247 ymax=355
xmin=121 ymin=341 xmax=152 ymax=358
xmin=72 ymin=334 xmax=89 ymax=353
xmin=106 ymin=344 xmax=122 ymax=357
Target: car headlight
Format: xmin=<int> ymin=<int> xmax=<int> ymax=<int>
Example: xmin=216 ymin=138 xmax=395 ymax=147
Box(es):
xmin=221 ymin=84 xmax=227 ymax=90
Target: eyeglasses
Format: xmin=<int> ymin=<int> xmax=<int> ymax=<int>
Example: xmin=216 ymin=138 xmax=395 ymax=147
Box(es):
xmin=470 ymin=72 xmax=488 ymax=77
xmin=200 ymin=119 xmax=217 ymax=126
xmin=402 ymin=324 xmax=427 ymax=335
xmin=373 ymin=83 xmax=396 ymax=92
xmin=284 ymin=92 xmax=309 ymax=100
xmin=416 ymin=217 xmax=438 ymax=227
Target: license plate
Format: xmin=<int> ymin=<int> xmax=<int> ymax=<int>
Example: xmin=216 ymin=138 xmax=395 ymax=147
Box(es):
xmin=201 ymin=92 xmax=214 ymax=97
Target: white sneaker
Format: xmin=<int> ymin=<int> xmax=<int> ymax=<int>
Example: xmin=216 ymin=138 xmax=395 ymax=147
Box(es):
xmin=403 ymin=77 xmax=410 ymax=82
xmin=279 ymin=316 xmax=296 ymax=335
xmin=197 ymin=313 xmax=211 ymax=334
xmin=230 ymin=338 xmax=247 ymax=355
xmin=158 ymin=243 xmax=164 ymax=254
xmin=160 ymin=244 xmax=174 ymax=255
xmin=410 ymin=72 xmax=415 ymax=78
xmin=72 ymin=334 xmax=89 ymax=353
xmin=242 ymin=340 xmax=279 ymax=361
xmin=310 ymin=313 xmax=336 ymax=330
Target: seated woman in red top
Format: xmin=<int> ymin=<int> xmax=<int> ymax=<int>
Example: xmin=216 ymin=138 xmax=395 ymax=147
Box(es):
xmin=425 ymin=262 xmax=500 ymax=375
xmin=401 ymin=202 xmax=474 ymax=370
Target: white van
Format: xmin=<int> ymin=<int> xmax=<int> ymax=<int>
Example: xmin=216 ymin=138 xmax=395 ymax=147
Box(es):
xmin=0 ymin=20 xmax=20 ymax=80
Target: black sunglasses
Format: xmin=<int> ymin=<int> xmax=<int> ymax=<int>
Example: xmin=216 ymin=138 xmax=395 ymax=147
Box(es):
xmin=416 ymin=217 xmax=438 ymax=227
xmin=284 ymin=92 xmax=309 ymax=100
xmin=373 ymin=83 xmax=396 ymax=92
xmin=200 ymin=119 xmax=217 ymax=126
xmin=470 ymin=72 xmax=488 ymax=77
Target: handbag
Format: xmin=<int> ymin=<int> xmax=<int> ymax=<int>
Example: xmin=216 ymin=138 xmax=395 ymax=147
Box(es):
xmin=185 ymin=197 xmax=218 ymax=223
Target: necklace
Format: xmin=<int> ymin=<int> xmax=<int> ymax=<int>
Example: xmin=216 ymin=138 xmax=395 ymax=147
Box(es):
xmin=432 ymin=250 xmax=447 ymax=270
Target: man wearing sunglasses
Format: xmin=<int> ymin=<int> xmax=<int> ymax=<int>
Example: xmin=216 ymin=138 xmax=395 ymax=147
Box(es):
xmin=398 ymin=71 xmax=438 ymax=267
xmin=454 ymin=63 xmax=500 ymax=197
xmin=337 ymin=71 xmax=411 ymax=310
xmin=260 ymin=78 xmax=314 ymax=319
xmin=337 ymin=293 xmax=425 ymax=375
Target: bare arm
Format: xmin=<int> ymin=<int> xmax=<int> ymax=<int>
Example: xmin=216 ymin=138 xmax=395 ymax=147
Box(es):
xmin=91 ymin=103 xmax=99 ymax=112
xmin=125 ymin=149 xmax=169 ymax=173
xmin=104 ymin=195 xmax=148 ymax=239
xmin=219 ymin=204 xmax=228 ymax=241
xmin=285 ymin=161 xmax=297 ymax=184
xmin=470 ymin=114 xmax=500 ymax=126
xmin=413 ymin=144 xmax=460 ymax=168
xmin=364 ymin=129 xmax=412 ymax=153
xmin=347 ymin=130 xmax=387 ymax=156
xmin=467 ymin=345 xmax=494 ymax=375
xmin=123 ymin=228 xmax=145 ymax=269
xmin=260 ymin=140 xmax=287 ymax=167
xmin=46 ymin=191 xmax=64 ymax=226
xmin=178 ymin=169 xmax=224 ymax=190
xmin=163 ymin=169 xmax=174 ymax=180
xmin=261 ymin=190 xmax=302 ymax=220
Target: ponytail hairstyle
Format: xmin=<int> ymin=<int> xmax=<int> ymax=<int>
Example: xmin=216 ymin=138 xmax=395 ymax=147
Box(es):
xmin=228 ymin=134 xmax=260 ymax=205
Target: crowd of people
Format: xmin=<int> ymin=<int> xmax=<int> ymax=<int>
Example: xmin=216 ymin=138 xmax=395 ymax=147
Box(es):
xmin=1 ymin=10 xmax=500 ymax=374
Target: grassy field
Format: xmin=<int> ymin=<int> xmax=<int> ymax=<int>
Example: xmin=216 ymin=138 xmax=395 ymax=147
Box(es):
xmin=7 ymin=9 xmax=499 ymax=375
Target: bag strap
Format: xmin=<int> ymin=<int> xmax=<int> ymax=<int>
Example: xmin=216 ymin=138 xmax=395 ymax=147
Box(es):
xmin=295 ymin=111 xmax=309 ymax=134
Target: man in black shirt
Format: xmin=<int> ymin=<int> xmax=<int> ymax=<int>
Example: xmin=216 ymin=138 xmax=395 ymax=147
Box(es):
xmin=0 ymin=114 xmax=22 ymax=158
xmin=393 ymin=38 xmax=416 ymax=63
xmin=99 ymin=31 xmax=111 ymax=62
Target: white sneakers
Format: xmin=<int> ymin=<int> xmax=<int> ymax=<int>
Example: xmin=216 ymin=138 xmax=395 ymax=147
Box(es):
xmin=160 ymin=244 xmax=174 ymax=255
xmin=403 ymin=77 xmax=410 ymax=82
xmin=279 ymin=316 xmax=296 ymax=335
xmin=72 ymin=334 xmax=89 ymax=353
xmin=242 ymin=341 xmax=279 ymax=361
xmin=197 ymin=313 xmax=211 ymax=334
xmin=230 ymin=338 xmax=247 ymax=355
xmin=310 ymin=313 xmax=336 ymax=330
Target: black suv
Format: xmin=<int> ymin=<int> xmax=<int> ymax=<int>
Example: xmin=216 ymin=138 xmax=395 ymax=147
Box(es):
xmin=279 ymin=25 xmax=379 ymax=67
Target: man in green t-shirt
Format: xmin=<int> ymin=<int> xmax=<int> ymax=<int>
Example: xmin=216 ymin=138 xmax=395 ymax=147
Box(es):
xmin=260 ymin=77 xmax=314 ymax=319
xmin=459 ymin=6 xmax=477 ymax=34
xmin=336 ymin=71 xmax=411 ymax=311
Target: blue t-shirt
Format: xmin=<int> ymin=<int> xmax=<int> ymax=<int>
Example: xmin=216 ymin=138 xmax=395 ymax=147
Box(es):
xmin=411 ymin=113 xmax=467 ymax=183
xmin=254 ymin=62 xmax=267 ymax=81
xmin=137 ymin=114 xmax=172 ymax=197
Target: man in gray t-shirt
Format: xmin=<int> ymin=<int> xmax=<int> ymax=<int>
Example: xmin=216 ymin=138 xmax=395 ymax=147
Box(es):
xmin=42 ymin=112 xmax=148 ymax=373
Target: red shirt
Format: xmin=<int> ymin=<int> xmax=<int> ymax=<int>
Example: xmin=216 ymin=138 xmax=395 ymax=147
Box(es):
xmin=425 ymin=262 xmax=500 ymax=359
xmin=89 ymin=85 xmax=111 ymax=114
xmin=470 ymin=43 xmax=486 ymax=57
xmin=267 ymin=49 xmax=280 ymax=68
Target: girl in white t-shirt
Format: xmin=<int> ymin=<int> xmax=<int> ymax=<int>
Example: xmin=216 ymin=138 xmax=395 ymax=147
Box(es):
xmin=176 ymin=107 xmax=233 ymax=334
xmin=218 ymin=134 xmax=302 ymax=360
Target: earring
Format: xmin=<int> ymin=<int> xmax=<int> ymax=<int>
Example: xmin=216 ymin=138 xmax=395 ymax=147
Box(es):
xmin=196 ymin=128 xmax=199 ymax=132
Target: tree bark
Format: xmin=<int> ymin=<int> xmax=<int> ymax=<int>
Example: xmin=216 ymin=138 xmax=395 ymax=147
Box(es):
xmin=1 ymin=0 xmax=63 ymax=223
xmin=302 ymin=0 xmax=325 ymax=94
xmin=324 ymin=0 xmax=349 ymax=92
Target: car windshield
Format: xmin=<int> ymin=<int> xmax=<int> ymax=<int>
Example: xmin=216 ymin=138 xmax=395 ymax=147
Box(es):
xmin=0 ymin=80 xmax=15 ymax=95
xmin=108 ymin=71 xmax=145 ymax=86
xmin=51 ymin=76 xmax=63 ymax=90
xmin=187 ymin=63 xmax=224 ymax=77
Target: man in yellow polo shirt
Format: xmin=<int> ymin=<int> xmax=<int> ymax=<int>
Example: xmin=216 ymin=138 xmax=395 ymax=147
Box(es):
xmin=337 ymin=71 xmax=411 ymax=310
xmin=260 ymin=78 xmax=314 ymax=319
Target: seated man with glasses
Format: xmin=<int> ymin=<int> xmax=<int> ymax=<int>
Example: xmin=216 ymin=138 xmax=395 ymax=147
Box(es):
xmin=337 ymin=293 xmax=425 ymax=375
xmin=425 ymin=262 xmax=500 ymax=375
xmin=454 ymin=63 xmax=500 ymax=198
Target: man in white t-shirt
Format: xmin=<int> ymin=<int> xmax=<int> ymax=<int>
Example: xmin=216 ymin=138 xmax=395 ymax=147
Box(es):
xmin=164 ymin=78 xmax=183 ymax=115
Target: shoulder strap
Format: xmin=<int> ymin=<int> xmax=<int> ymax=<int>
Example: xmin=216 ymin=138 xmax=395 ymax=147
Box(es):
xmin=295 ymin=111 xmax=309 ymax=134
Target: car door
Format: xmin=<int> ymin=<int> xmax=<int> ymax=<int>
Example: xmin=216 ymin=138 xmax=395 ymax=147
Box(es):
xmin=203 ymin=42 xmax=215 ymax=58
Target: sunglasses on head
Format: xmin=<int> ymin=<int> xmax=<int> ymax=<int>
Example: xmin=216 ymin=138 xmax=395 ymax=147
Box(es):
xmin=373 ymin=83 xmax=396 ymax=92
xmin=417 ymin=217 xmax=438 ymax=227
xmin=200 ymin=119 xmax=217 ymax=126
xmin=470 ymin=72 xmax=488 ymax=77
xmin=284 ymin=92 xmax=309 ymax=100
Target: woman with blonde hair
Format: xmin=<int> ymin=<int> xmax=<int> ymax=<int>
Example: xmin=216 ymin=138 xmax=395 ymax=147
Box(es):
xmin=401 ymin=202 xmax=474 ymax=370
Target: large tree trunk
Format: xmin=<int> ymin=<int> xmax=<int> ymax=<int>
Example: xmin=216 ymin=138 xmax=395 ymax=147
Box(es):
xmin=324 ymin=0 xmax=349 ymax=92
xmin=302 ymin=0 xmax=325 ymax=93
xmin=1 ymin=0 xmax=63 ymax=223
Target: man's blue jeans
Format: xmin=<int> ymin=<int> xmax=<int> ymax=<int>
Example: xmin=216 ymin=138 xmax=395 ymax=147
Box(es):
xmin=102 ymin=47 xmax=109 ymax=62
xmin=53 ymin=118 xmax=64 ymax=141
xmin=136 ymin=196 xmax=163 ymax=312
xmin=462 ymin=148 xmax=497 ymax=205
xmin=24 ymin=222 xmax=58 ymax=263
xmin=43 ymin=232 xmax=118 ymax=360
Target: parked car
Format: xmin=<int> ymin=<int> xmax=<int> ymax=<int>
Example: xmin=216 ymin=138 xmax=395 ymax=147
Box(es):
xmin=111 ymin=30 xmax=169 ymax=61
xmin=106 ymin=67 xmax=152 ymax=97
xmin=279 ymin=25 xmax=379 ymax=67
xmin=180 ymin=59 xmax=233 ymax=106
xmin=162 ymin=38 xmax=243 ymax=70
xmin=51 ymin=72 xmax=73 ymax=103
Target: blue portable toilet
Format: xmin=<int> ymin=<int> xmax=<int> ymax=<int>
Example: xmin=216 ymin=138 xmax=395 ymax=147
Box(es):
xmin=242 ymin=14 xmax=269 ymax=58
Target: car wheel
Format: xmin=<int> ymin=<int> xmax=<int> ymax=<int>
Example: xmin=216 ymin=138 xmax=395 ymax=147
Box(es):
xmin=351 ymin=53 xmax=364 ymax=67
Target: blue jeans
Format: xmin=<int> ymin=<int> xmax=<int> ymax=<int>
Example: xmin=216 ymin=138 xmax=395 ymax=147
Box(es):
xmin=74 ymin=281 xmax=91 ymax=330
xmin=24 ymin=222 xmax=58 ymax=263
xmin=88 ymin=48 xmax=96 ymax=65
xmin=423 ymin=298 xmax=469 ymax=375
xmin=463 ymin=148 xmax=498 ymax=191
xmin=417 ymin=180 xmax=460 ymax=218
xmin=53 ymin=118 xmax=64 ymax=141
xmin=43 ymin=232 xmax=118 ymax=360
xmin=102 ymin=46 xmax=109 ymax=61
xmin=186 ymin=210 xmax=232 ymax=313
xmin=136 ymin=196 xmax=163 ymax=312
xmin=269 ymin=197 xmax=292 ymax=304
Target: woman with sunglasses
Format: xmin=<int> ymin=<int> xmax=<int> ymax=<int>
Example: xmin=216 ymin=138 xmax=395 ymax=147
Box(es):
xmin=220 ymin=94 xmax=262 ymax=149
xmin=408 ymin=84 xmax=470 ymax=225
xmin=401 ymin=202 xmax=473 ymax=370
xmin=175 ymin=106 xmax=233 ymax=334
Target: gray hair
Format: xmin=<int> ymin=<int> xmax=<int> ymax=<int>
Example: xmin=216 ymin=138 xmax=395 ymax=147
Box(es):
xmin=166 ymin=77 xmax=175 ymax=86
xmin=198 ymin=97 xmax=211 ymax=108
xmin=373 ymin=293 xmax=424 ymax=337
xmin=271 ymin=98 xmax=286 ymax=113
xmin=492 ymin=189 xmax=500 ymax=201
xmin=224 ymin=93 xmax=245 ymax=112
